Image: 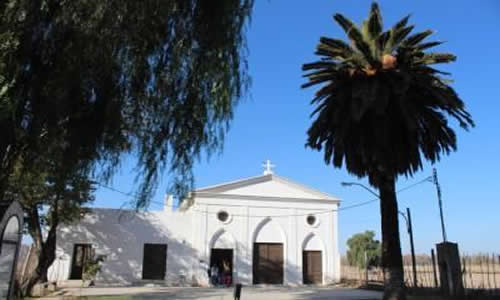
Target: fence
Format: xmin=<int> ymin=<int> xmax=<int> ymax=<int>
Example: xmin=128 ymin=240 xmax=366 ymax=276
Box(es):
xmin=341 ymin=253 xmax=500 ymax=295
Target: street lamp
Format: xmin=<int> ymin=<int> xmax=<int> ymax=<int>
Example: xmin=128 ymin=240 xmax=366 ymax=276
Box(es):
xmin=341 ymin=181 xmax=411 ymax=232
xmin=340 ymin=182 xmax=380 ymax=198
xmin=398 ymin=211 xmax=409 ymax=229
xmin=341 ymin=181 xmax=418 ymax=287
xmin=340 ymin=182 xmax=411 ymax=230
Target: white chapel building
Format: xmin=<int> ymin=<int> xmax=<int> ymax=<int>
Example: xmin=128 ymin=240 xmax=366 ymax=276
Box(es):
xmin=49 ymin=162 xmax=341 ymax=286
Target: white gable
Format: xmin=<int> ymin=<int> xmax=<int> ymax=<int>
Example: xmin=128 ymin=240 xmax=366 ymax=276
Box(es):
xmin=221 ymin=179 xmax=322 ymax=199
xmin=195 ymin=174 xmax=339 ymax=202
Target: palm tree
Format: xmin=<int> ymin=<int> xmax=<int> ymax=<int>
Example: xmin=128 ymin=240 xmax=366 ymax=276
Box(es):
xmin=301 ymin=3 xmax=473 ymax=300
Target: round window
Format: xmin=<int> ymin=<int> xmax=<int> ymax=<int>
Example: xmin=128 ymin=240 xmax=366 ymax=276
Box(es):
xmin=217 ymin=211 xmax=229 ymax=223
xmin=306 ymin=215 xmax=317 ymax=226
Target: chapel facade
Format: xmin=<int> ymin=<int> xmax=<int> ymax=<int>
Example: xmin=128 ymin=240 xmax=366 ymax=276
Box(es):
xmin=49 ymin=165 xmax=341 ymax=286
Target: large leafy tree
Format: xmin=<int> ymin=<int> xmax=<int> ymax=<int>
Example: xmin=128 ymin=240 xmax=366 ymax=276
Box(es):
xmin=0 ymin=0 xmax=254 ymax=207
xmin=1 ymin=0 xmax=253 ymax=295
xmin=302 ymin=3 xmax=473 ymax=300
xmin=347 ymin=231 xmax=381 ymax=269
xmin=5 ymin=133 xmax=95 ymax=295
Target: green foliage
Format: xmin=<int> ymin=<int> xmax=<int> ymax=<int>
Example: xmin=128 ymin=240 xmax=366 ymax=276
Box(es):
xmin=302 ymin=2 xmax=473 ymax=188
xmin=6 ymin=128 xmax=96 ymax=295
xmin=0 ymin=0 xmax=254 ymax=207
xmin=346 ymin=231 xmax=381 ymax=269
xmin=5 ymin=130 xmax=95 ymax=225
xmin=82 ymin=255 xmax=106 ymax=281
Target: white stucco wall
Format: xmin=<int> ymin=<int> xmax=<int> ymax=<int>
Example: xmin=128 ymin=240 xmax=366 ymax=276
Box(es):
xmin=191 ymin=196 xmax=340 ymax=286
xmin=49 ymin=174 xmax=341 ymax=286
xmin=0 ymin=214 xmax=21 ymax=298
xmin=49 ymin=208 xmax=199 ymax=285
xmin=0 ymin=243 xmax=16 ymax=298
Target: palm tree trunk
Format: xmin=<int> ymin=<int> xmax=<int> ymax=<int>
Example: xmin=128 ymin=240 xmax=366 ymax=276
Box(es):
xmin=379 ymin=175 xmax=406 ymax=300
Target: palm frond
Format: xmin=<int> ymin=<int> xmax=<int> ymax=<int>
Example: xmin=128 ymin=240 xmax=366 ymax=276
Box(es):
xmin=334 ymin=14 xmax=378 ymax=67
xmin=333 ymin=13 xmax=357 ymax=35
xmin=393 ymin=14 xmax=411 ymax=32
xmin=376 ymin=31 xmax=391 ymax=53
xmin=317 ymin=37 xmax=354 ymax=59
xmin=415 ymin=41 xmax=444 ymax=51
xmin=301 ymin=74 xmax=335 ymax=89
xmin=415 ymin=53 xmax=456 ymax=65
xmin=367 ymin=2 xmax=383 ymax=39
xmin=302 ymin=61 xmax=339 ymax=71
xmin=413 ymin=65 xmax=451 ymax=75
xmin=390 ymin=25 xmax=415 ymax=49
xmin=403 ymin=30 xmax=434 ymax=47
xmin=383 ymin=14 xmax=412 ymax=51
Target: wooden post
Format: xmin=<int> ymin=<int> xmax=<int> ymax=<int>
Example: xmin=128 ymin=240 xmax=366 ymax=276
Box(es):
xmin=486 ymin=255 xmax=492 ymax=290
xmin=477 ymin=254 xmax=486 ymax=289
xmin=407 ymin=207 xmax=418 ymax=287
xmin=427 ymin=254 xmax=433 ymax=287
xmin=468 ymin=256 xmax=475 ymax=289
xmin=426 ymin=255 xmax=432 ymax=287
xmin=364 ymin=251 xmax=368 ymax=285
xmin=431 ymin=249 xmax=439 ymax=288
xmin=495 ymin=255 xmax=499 ymax=290
xmin=461 ymin=257 xmax=467 ymax=291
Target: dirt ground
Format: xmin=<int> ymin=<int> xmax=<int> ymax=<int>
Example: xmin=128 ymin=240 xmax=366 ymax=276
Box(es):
xmin=42 ymin=286 xmax=383 ymax=300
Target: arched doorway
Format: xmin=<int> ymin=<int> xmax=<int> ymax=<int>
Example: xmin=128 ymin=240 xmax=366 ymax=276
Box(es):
xmin=0 ymin=201 xmax=24 ymax=299
xmin=209 ymin=229 xmax=235 ymax=286
xmin=252 ymin=217 xmax=285 ymax=284
xmin=302 ymin=233 xmax=325 ymax=285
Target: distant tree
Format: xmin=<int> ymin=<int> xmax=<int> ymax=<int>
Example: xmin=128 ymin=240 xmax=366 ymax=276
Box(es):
xmin=347 ymin=231 xmax=381 ymax=269
xmin=0 ymin=0 xmax=254 ymax=207
xmin=302 ymin=3 xmax=473 ymax=300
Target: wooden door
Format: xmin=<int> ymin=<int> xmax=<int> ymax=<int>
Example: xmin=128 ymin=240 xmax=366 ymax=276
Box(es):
xmin=303 ymin=250 xmax=322 ymax=284
xmin=253 ymin=243 xmax=283 ymax=284
xmin=69 ymin=244 xmax=92 ymax=280
xmin=142 ymin=244 xmax=167 ymax=280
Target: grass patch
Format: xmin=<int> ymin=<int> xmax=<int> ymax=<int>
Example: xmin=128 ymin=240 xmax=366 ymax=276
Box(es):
xmin=71 ymin=297 xmax=134 ymax=300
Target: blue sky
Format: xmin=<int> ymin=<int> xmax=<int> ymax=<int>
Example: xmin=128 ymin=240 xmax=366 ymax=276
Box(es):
xmin=94 ymin=1 xmax=500 ymax=255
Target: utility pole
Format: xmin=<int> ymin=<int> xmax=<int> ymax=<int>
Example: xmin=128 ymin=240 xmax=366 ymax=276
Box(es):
xmin=433 ymin=168 xmax=447 ymax=242
xmin=407 ymin=207 xmax=417 ymax=287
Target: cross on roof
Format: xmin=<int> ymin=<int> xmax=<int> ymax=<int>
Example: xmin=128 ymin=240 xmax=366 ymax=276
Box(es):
xmin=262 ymin=159 xmax=275 ymax=175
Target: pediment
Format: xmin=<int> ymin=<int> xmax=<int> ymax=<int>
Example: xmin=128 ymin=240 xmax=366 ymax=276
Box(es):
xmin=195 ymin=174 xmax=339 ymax=202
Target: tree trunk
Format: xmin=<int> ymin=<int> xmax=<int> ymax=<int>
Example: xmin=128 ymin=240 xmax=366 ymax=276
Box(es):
xmin=23 ymin=203 xmax=59 ymax=296
xmin=379 ymin=175 xmax=406 ymax=300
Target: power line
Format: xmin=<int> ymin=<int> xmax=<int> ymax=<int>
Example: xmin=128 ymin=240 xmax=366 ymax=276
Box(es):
xmin=396 ymin=176 xmax=433 ymax=194
xmin=93 ymin=174 xmax=433 ymax=218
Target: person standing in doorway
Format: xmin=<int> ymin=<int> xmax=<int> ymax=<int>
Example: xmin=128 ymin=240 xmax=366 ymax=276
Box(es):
xmin=210 ymin=264 xmax=219 ymax=287
xmin=222 ymin=259 xmax=231 ymax=287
